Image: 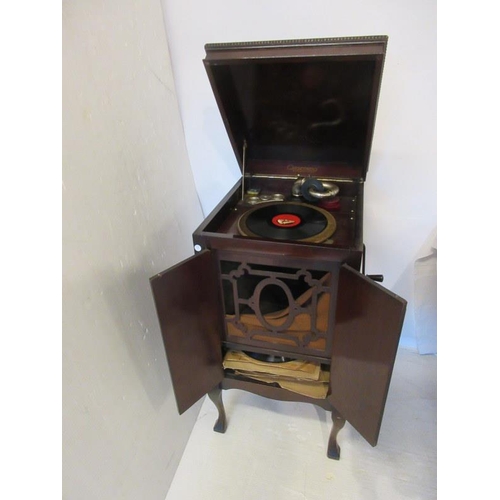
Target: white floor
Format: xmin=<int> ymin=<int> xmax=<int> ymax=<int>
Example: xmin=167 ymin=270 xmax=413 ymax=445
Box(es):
xmin=166 ymin=348 xmax=437 ymax=500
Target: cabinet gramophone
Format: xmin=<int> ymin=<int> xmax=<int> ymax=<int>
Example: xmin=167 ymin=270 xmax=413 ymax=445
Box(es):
xmin=150 ymin=36 xmax=406 ymax=459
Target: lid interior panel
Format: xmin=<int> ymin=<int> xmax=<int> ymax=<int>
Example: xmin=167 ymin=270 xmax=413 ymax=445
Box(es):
xmin=204 ymin=38 xmax=387 ymax=180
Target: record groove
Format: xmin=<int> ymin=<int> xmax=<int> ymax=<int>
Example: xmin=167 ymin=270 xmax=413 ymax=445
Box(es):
xmin=237 ymin=202 xmax=336 ymax=243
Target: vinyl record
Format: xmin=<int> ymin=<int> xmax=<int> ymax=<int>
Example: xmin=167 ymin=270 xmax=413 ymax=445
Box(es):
xmin=243 ymin=351 xmax=294 ymax=363
xmin=237 ymin=201 xmax=336 ymax=243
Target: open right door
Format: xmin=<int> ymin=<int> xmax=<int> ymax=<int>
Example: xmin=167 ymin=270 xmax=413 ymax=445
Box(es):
xmin=329 ymin=264 xmax=407 ymax=446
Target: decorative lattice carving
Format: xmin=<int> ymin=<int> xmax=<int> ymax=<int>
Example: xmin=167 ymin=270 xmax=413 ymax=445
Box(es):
xmin=221 ymin=261 xmax=331 ymax=350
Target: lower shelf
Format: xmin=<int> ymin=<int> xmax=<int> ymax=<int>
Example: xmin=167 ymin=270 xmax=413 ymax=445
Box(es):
xmin=221 ymin=373 xmax=332 ymax=411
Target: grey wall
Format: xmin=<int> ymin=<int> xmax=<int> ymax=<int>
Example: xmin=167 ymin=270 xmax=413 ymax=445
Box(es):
xmin=62 ymin=1 xmax=204 ymax=498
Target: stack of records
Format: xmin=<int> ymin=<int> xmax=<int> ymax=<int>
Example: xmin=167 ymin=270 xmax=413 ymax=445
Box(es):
xmin=223 ymin=350 xmax=329 ymax=399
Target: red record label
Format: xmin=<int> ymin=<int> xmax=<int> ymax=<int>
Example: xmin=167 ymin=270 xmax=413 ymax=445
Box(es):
xmin=271 ymin=213 xmax=301 ymax=228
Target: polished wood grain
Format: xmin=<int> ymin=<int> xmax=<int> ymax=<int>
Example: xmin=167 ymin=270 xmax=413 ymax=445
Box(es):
xmin=150 ymin=37 xmax=406 ymax=460
xmin=203 ymin=37 xmax=387 ymax=181
xmin=329 ymin=264 xmax=407 ymax=446
xmin=207 ymin=386 xmax=227 ymax=433
xmin=150 ymin=251 xmax=224 ymax=414
xmin=327 ymin=409 xmax=346 ymax=460
xmin=221 ymin=374 xmax=332 ymax=410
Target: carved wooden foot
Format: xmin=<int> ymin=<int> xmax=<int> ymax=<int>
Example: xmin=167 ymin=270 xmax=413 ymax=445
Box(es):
xmin=207 ymin=387 xmax=227 ymax=433
xmin=327 ymin=409 xmax=346 ymax=460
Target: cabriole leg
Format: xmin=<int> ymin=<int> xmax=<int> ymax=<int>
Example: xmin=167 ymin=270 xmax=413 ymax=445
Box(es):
xmin=207 ymin=386 xmax=227 ymax=433
xmin=327 ymin=409 xmax=346 ymax=460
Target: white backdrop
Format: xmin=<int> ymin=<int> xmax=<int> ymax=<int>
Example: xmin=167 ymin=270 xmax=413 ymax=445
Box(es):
xmin=161 ymin=0 xmax=437 ymax=350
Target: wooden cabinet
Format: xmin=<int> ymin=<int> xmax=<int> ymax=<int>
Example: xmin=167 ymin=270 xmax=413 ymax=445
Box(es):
xmin=150 ymin=36 xmax=407 ymax=459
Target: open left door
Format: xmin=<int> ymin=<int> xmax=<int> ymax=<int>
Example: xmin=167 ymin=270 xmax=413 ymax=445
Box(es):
xmin=150 ymin=250 xmax=224 ymax=414
xmin=329 ymin=264 xmax=407 ymax=446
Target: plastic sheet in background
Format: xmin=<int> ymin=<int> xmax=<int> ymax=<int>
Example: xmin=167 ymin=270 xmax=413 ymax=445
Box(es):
xmin=414 ymin=228 xmax=437 ymax=354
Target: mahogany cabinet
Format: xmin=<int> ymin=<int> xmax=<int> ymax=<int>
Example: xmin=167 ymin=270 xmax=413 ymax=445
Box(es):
xmin=150 ymin=36 xmax=407 ymax=459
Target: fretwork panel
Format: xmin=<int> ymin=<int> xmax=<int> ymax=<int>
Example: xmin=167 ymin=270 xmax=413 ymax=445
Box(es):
xmin=220 ymin=261 xmax=334 ymax=356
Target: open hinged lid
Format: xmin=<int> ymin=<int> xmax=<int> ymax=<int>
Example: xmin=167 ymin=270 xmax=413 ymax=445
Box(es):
xmin=204 ymin=36 xmax=387 ymax=181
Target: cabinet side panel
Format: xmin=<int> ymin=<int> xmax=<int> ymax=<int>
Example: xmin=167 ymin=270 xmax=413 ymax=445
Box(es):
xmin=150 ymin=251 xmax=224 ymax=414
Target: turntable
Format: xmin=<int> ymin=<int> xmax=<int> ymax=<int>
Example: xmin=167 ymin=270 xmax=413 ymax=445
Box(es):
xmin=238 ymin=201 xmax=336 ymax=243
xmin=150 ymin=36 xmax=407 ymax=460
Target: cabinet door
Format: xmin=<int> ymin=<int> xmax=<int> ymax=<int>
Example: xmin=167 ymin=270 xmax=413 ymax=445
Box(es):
xmin=329 ymin=264 xmax=407 ymax=446
xmin=150 ymin=250 xmax=224 ymax=414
